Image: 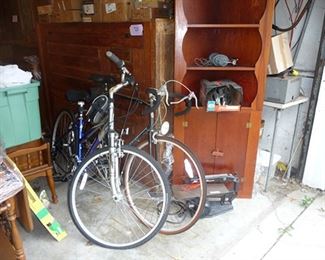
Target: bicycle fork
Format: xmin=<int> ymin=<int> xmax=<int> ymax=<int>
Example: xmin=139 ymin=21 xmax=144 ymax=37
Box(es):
xmin=109 ymin=132 xmax=123 ymax=202
xmin=107 ymin=83 xmax=128 ymax=202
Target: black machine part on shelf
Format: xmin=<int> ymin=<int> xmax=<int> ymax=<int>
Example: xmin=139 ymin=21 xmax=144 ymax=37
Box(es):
xmin=200 ymin=79 xmax=243 ymax=106
xmin=187 ymin=173 xmax=240 ymax=218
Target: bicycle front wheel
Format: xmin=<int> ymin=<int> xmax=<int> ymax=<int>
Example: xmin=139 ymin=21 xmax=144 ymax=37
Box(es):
xmin=137 ymin=136 xmax=207 ymax=235
xmin=68 ymin=145 xmax=171 ymax=249
xmin=51 ymin=110 xmax=75 ymax=180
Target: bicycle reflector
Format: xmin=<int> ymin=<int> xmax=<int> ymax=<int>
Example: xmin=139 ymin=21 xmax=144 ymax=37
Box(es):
xmin=159 ymin=121 xmax=170 ymax=136
xmin=86 ymin=94 xmax=109 ymax=124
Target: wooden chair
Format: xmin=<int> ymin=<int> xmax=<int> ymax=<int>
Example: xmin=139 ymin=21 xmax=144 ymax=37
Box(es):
xmin=7 ymin=141 xmax=58 ymax=204
xmin=0 ymin=197 xmax=25 ymax=260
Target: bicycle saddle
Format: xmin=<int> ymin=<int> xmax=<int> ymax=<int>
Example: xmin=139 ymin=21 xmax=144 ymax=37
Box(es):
xmin=89 ymin=74 xmax=116 ymax=87
xmin=66 ymin=89 xmax=91 ymax=103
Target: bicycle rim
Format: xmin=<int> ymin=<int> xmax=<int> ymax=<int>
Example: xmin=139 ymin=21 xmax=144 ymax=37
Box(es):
xmin=68 ymin=145 xmax=170 ymax=249
xmin=51 ymin=110 xmax=75 ymax=179
xmin=137 ymin=136 xmax=207 ymax=235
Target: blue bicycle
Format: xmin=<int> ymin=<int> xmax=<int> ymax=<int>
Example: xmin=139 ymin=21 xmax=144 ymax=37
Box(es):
xmin=50 ymin=77 xmax=115 ymax=181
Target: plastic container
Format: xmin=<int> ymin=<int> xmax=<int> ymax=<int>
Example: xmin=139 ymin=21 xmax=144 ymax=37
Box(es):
xmin=0 ymin=80 xmax=41 ymax=148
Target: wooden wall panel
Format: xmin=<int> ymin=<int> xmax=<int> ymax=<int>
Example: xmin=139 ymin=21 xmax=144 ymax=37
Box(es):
xmin=38 ymin=20 xmax=174 ymax=134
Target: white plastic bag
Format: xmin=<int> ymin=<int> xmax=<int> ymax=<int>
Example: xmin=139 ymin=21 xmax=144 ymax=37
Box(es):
xmin=0 ymin=64 xmax=33 ymax=88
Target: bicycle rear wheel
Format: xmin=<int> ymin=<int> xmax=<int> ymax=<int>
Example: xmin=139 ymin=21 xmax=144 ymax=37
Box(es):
xmin=136 ymin=136 xmax=207 ymax=235
xmin=51 ymin=110 xmax=75 ymax=181
xmin=68 ymin=145 xmax=171 ymax=249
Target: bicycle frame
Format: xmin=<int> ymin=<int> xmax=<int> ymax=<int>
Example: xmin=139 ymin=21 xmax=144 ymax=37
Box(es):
xmin=67 ymin=101 xmax=102 ymax=167
xmin=74 ymin=118 xmax=101 ymax=163
xmin=126 ymin=93 xmax=165 ymax=159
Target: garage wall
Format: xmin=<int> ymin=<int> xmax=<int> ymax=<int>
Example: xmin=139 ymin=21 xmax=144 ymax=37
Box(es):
xmin=259 ymin=0 xmax=325 ymax=176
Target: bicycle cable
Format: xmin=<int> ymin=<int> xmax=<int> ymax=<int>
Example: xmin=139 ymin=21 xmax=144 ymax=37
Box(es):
xmin=161 ymin=80 xmax=199 ymax=109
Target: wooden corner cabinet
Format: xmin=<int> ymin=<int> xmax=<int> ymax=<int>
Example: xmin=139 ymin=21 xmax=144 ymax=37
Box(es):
xmin=174 ymin=0 xmax=275 ymax=197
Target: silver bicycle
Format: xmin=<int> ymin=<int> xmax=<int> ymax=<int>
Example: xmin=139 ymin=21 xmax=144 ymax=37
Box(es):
xmin=68 ymin=51 xmax=171 ymax=249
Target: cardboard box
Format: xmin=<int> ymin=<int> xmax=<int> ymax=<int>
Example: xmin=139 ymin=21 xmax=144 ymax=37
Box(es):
xmin=53 ymin=0 xmax=82 ymax=11
xmin=131 ymin=1 xmax=170 ymax=21
xmin=37 ymin=5 xmax=53 ymax=23
xmin=131 ymin=7 xmax=169 ymax=21
xmin=51 ymin=10 xmax=82 ymax=22
xmin=37 ymin=5 xmax=53 ymax=15
xmin=134 ymin=0 xmax=165 ymax=8
xmin=267 ymin=32 xmax=293 ymax=75
xmin=101 ymin=0 xmax=131 ymax=22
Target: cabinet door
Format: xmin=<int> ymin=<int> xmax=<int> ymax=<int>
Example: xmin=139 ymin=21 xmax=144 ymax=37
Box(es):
xmin=182 ymin=109 xmax=217 ymax=174
xmin=215 ymin=111 xmax=250 ymax=179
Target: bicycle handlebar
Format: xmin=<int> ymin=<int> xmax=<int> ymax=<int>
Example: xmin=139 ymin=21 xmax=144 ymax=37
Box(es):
xmin=155 ymin=81 xmax=199 ymax=116
xmin=168 ymin=92 xmax=192 ymax=116
xmin=105 ymin=51 xmax=197 ymax=117
xmin=106 ymin=51 xmax=124 ymax=69
xmin=106 ymin=51 xmax=136 ymax=86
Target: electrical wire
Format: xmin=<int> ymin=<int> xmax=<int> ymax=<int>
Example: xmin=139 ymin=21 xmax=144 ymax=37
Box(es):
xmin=284 ymin=0 xmax=294 ymax=46
xmin=292 ymin=0 xmax=313 ymax=61
xmin=290 ymin=0 xmax=303 ymax=49
xmin=291 ymin=10 xmax=308 ymax=51
xmin=275 ymin=0 xmax=281 ymax=7
xmin=272 ymin=0 xmax=312 ymax=32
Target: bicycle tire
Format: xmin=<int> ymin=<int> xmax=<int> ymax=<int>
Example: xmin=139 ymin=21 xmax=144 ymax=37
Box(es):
xmin=135 ymin=136 xmax=207 ymax=235
xmin=68 ymin=145 xmax=171 ymax=249
xmin=51 ymin=110 xmax=75 ymax=180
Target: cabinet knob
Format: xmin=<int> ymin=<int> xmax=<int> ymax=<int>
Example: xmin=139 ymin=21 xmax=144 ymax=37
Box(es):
xmin=212 ymin=149 xmax=224 ymax=157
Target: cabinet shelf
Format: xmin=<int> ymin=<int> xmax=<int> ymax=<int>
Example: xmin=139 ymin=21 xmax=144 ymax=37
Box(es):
xmin=187 ymin=66 xmax=255 ymax=71
xmin=183 ymin=28 xmax=262 ymax=67
xmin=182 ymin=0 xmax=267 ymax=25
xmin=182 ymin=70 xmax=258 ymax=107
xmin=187 ymin=24 xmax=260 ymax=29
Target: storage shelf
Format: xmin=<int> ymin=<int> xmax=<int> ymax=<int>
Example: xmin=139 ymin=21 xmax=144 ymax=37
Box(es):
xmin=187 ymin=66 xmax=255 ymax=71
xmin=175 ymin=0 xmax=274 ymax=198
xmin=187 ymin=24 xmax=260 ymax=29
xmin=182 ymin=0 xmax=267 ymax=25
xmin=183 ymin=28 xmax=262 ymax=67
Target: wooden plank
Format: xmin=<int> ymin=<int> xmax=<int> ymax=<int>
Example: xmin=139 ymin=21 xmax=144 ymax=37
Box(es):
xmin=154 ymin=19 xmax=175 ymax=87
xmin=47 ymin=42 xmax=99 ymax=57
xmin=48 ymin=53 xmax=101 ymax=70
xmin=37 ymin=20 xmax=173 ymax=133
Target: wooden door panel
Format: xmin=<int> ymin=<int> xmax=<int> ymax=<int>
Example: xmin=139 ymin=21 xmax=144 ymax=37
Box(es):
xmin=215 ymin=111 xmax=250 ymax=180
xmin=183 ymin=109 xmax=217 ymax=174
xmin=38 ymin=20 xmax=174 ymax=134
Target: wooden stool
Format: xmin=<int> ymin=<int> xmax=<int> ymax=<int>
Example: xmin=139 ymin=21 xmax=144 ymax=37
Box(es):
xmin=7 ymin=140 xmax=58 ymax=204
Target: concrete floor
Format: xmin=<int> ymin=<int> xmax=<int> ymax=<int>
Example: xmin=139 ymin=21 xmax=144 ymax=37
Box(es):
xmin=19 ymin=176 xmax=325 ymax=260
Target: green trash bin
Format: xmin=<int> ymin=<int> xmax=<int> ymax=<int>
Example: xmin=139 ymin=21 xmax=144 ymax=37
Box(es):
xmin=0 ymin=80 xmax=41 ymax=148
